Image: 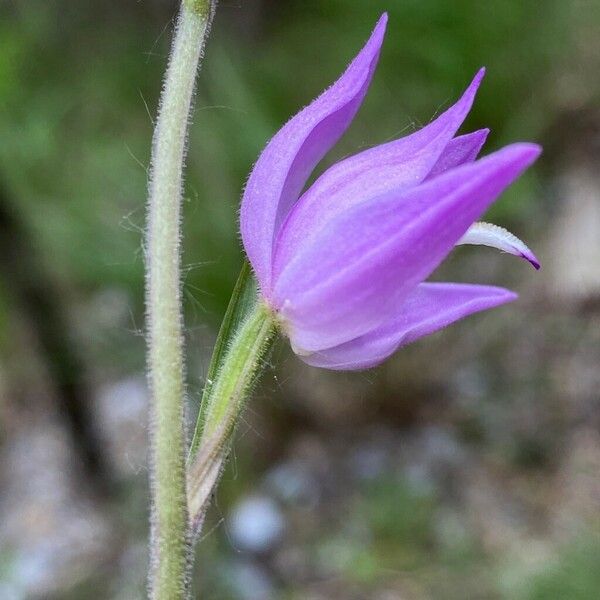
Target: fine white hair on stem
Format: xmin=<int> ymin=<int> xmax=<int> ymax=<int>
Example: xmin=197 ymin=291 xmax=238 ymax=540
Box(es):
xmin=186 ymin=302 xmax=277 ymax=535
xmin=145 ymin=1 xmax=216 ymax=599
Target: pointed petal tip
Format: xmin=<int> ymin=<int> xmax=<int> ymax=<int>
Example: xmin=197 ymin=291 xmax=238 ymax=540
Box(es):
xmin=472 ymin=127 xmax=490 ymax=147
xmin=453 ymin=68 xmax=486 ymax=115
xmin=465 ymin=127 xmax=490 ymax=148
xmin=477 ymin=286 xmax=518 ymax=309
xmin=459 ymin=284 xmax=519 ymax=307
xmin=460 ymin=127 xmax=490 ymax=144
xmin=500 ymin=288 xmax=519 ymax=303
xmin=511 ymin=142 xmax=543 ymax=163
xmin=446 ymin=283 xmax=518 ymax=306
xmin=522 ymin=251 xmax=541 ymax=270
xmin=370 ymin=13 xmax=388 ymax=43
xmin=482 ymin=142 xmax=542 ymax=177
xmin=345 ymin=12 xmax=388 ymax=79
xmin=469 ymin=67 xmax=486 ymax=90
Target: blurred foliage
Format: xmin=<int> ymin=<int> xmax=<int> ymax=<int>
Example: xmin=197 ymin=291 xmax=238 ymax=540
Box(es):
xmin=499 ymin=533 xmax=600 ymax=600
xmin=521 ymin=535 xmax=600 ymax=600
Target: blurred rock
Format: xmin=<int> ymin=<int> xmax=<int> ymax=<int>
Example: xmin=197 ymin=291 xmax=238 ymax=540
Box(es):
xmin=0 ymin=419 xmax=114 ymax=597
xmin=462 ymin=464 xmax=537 ymax=555
xmin=271 ymin=545 xmax=312 ymax=583
xmin=402 ymin=426 xmax=466 ymax=497
xmin=227 ymin=560 xmax=276 ymax=600
xmin=346 ymin=428 xmax=396 ymax=482
xmin=85 ymin=287 xmax=132 ymax=330
xmin=228 ymin=495 xmax=285 ymax=553
xmin=433 ymin=507 xmax=471 ymax=553
xmin=451 ymin=363 xmax=490 ymax=400
xmin=545 ymin=168 xmax=600 ymax=305
xmin=551 ymin=428 xmax=600 ymax=538
xmin=0 ymin=583 xmax=20 ymax=600
xmin=94 ymin=376 xmax=148 ymax=478
xmin=264 ymin=461 xmax=319 ymax=508
xmin=285 ymin=361 xmax=374 ymax=426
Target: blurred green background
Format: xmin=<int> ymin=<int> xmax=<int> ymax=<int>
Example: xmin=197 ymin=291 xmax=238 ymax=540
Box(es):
xmin=1 ymin=1 xmax=599 ymax=598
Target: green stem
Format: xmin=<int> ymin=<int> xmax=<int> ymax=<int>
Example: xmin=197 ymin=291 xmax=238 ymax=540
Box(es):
xmin=187 ymin=302 xmax=277 ymax=532
xmin=146 ymin=2 xmax=214 ymax=598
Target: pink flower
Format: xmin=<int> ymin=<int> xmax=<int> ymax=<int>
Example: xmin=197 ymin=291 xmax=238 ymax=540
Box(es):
xmin=240 ymin=14 xmax=540 ymax=370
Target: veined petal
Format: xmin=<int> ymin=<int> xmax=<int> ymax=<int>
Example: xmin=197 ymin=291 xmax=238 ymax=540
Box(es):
xmin=457 ymin=221 xmax=540 ymax=269
xmin=240 ymin=14 xmax=388 ymax=291
xmin=426 ymin=129 xmax=489 ymax=179
xmin=273 ymin=143 xmax=541 ymax=352
xmin=273 ymin=73 xmax=486 ymax=279
xmin=301 ymin=283 xmax=517 ymax=370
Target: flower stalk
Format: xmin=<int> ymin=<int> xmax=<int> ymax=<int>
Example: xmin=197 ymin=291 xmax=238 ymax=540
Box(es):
xmin=187 ymin=299 xmax=277 ymax=532
xmin=146 ymin=1 xmax=215 ymax=598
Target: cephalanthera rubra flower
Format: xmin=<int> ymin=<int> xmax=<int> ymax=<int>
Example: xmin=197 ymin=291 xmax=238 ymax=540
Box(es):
xmin=240 ymin=13 xmax=540 ymax=370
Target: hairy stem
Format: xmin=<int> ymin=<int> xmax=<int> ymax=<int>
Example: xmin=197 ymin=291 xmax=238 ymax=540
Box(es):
xmin=146 ymin=2 xmax=215 ymax=598
xmin=187 ymin=302 xmax=277 ymax=533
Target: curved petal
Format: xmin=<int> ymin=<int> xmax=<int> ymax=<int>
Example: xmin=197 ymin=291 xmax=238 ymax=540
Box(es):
xmin=240 ymin=14 xmax=388 ymax=291
xmin=426 ymin=129 xmax=489 ymax=179
xmin=300 ymin=282 xmax=517 ymax=370
xmin=457 ymin=221 xmax=540 ymax=269
xmin=273 ymin=74 xmax=486 ymax=279
xmin=273 ymin=143 xmax=541 ymax=352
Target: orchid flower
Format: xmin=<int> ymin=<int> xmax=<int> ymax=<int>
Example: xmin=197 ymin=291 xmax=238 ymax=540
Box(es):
xmin=240 ymin=13 xmax=540 ymax=371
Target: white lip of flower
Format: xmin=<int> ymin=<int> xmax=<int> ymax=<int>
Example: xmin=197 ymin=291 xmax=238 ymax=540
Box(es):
xmin=457 ymin=221 xmax=540 ymax=269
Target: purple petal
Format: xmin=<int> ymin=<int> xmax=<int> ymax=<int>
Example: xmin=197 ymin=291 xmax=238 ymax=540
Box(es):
xmin=240 ymin=14 xmax=388 ymax=292
xmin=273 ymin=143 xmax=541 ymax=352
xmin=273 ymin=73 xmax=486 ymax=279
xmin=456 ymin=221 xmax=540 ymax=269
xmin=426 ymin=129 xmax=489 ymax=179
xmin=301 ymin=283 xmax=517 ymax=370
